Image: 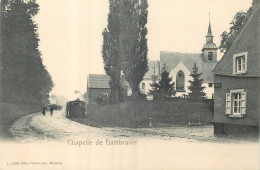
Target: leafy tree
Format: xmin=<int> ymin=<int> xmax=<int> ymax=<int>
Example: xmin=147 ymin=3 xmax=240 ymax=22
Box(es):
xmin=102 ymin=0 xmax=149 ymax=106
xmin=115 ymin=0 xmax=149 ymax=127
xmin=0 ymin=1 xmax=4 ymax=99
xmin=102 ymin=0 xmax=123 ymax=104
xmin=0 ymin=0 xmax=53 ymax=104
xmin=188 ymin=63 xmax=205 ymax=100
xmin=219 ymin=6 xmax=252 ymax=53
xmin=119 ymin=0 xmax=148 ymax=95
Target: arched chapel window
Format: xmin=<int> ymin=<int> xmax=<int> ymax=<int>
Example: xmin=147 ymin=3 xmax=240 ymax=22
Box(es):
xmin=176 ymin=70 xmax=185 ymax=91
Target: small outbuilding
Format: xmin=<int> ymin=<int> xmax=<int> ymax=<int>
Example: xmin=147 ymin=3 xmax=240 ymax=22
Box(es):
xmin=87 ymin=74 xmax=111 ymax=104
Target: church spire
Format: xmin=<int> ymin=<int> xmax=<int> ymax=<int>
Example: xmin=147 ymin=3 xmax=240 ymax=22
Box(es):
xmin=207 ymin=21 xmax=213 ymax=36
xmin=205 ymin=13 xmax=214 ymax=44
xmin=202 ymin=13 xmax=217 ymax=62
xmin=206 ymin=12 xmax=213 ymax=37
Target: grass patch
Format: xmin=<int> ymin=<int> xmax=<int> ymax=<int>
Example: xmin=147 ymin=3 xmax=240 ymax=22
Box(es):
xmin=0 ymin=102 xmax=42 ymax=139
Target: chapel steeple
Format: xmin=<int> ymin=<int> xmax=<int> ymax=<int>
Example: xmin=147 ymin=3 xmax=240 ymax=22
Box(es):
xmin=206 ymin=22 xmax=213 ymax=43
xmin=202 ymin=15 xmax=218 ymax=62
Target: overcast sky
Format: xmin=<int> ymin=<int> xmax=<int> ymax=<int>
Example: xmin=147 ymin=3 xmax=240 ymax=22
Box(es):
xmin=35 ymin=0 xmax=252 ymax=100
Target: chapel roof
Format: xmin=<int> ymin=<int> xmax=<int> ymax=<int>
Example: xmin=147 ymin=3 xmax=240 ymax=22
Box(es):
xmin=160 ymin=51 xmax=217 ymax=83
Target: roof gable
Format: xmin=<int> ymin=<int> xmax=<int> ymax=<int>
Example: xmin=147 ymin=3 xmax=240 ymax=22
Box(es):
xmin=88 ymin=74 xmax=110 ymax=89
xmin=169 ymin=61 xmax=190 ymax=75
xmin=160 ymin=52 xmax=217 ymax=83
xmin=214 ymin=1 xmax=260 ymax=76
xmin=160 ymin=52 xmax=203 ymax=73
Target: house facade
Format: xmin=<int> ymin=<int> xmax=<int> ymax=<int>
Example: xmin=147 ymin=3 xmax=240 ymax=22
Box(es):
xmin=87 ymin=74 xmax=111 ymax=103
xmin=140 ymin=21 xmax=218 ymax=99
xmin=213 ymin=0 xmax=259 ymax=135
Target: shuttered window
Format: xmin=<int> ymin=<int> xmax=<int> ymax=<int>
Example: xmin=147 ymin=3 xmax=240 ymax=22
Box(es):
xmin=226 ymin=93 xmax=231 ymax=115
xmin=241 ymin=92 xmax=247 ymax=115
xmin=226 ymin=89 xmax=247 ymax=117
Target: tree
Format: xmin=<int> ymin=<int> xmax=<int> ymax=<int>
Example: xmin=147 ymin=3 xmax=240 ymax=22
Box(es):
xmin=219 ymin=6 xmax=252 ymax=53
xmin=149 ymin=63 xmax=160 ymax=95
xmin=0 ymin=0 xmax=53 ymax=104
xmin=157 ymin=63 xmax=175 ymax=98
xmin=102 ymin=0 xmax=149 ymax=105
xmin=150 ymin=63 xmax=175 ymax=98
xmin=102 ymin=0 xmax=125 ymax=104
xmin=119 ymin=0 xmax=148 ymax=95
xmin=188 ymin=63 xmax=205 ymax=100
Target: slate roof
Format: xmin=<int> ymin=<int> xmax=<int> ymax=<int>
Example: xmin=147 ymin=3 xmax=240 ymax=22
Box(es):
xmin=143 ymin=60 xmax=160 ymax=80
xmin=214 ymin=0 xmax=260 ymax=76
xmin=88 ymin=74 xmax=110 ymax=89
xmin=160 ymin=51 xmax=217 ymax=83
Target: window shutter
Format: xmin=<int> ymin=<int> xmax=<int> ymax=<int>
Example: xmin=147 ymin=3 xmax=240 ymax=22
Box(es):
xmin=226 ymin=93 xmax=231 ymax=115
xmin=241 ymin=92 xmax=247 ymax=115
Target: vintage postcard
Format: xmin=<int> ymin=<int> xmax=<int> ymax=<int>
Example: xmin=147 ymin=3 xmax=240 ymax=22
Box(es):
xmin=0 ymin=0 xmax=259 ymax=169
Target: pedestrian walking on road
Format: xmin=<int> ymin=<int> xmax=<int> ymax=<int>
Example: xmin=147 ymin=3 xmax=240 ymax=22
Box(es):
xmin=42 ymin=107 xmax=46 ymax=116
xmin=50 ymin=106 xmax=54 ymax=116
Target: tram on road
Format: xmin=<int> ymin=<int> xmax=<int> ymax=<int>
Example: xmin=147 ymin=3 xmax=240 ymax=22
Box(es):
xmin=66 ymin=100 xmax=86 ymax=118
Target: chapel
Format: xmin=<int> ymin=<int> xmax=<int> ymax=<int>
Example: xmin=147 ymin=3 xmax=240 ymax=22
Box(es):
xmin=141 ymin=21 xmax=218 ymax=99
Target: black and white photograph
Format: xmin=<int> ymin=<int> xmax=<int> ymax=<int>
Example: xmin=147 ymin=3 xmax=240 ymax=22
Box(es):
xmin=0 ymin=0 xmax=259 ymax=169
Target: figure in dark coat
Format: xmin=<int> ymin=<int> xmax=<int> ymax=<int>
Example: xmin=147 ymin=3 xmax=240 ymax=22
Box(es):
xmin=50 ymin=106 xmax=54 ymax=116
xmin=42 ymin=107 xmax=46 ymax=116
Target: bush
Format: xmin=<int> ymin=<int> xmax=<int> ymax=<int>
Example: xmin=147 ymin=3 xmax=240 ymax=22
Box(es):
xmin=79 ymin=97 xmax=213 ymax=128
xmin=151 ymin=98 xmax=213 ymax=125
xmin=95 ymin=95 xmax=109 ymax=105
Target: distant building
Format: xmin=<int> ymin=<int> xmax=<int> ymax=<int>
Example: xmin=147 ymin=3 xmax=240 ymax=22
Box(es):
xmin=213 ymin=0 xmax=259 ymax=135
xmin=141 ymin=21 xmax=218 ymax=99
xmin=87 ymin=74 xmax=110 ymax=103
xmin=140 ymin=60 xmax=160 ymax=94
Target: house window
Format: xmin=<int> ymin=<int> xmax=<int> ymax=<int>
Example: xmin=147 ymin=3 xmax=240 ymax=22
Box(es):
xmin=103 ymin=93 xmax=109 ymax=98
xmin=176 ymin=70 xmax=185 ymax=91
xmin=208 ymin=52 xmax=213 ymax=61
xmin=142 ymin=82 xmax=145 ymax=90
xmin=233 ymin=52 xmax=247 ymax=74
xmin=208 ymin=83 xmax=213 ymax=87
xmin=226 ymin=89 xmax=247 ymax=117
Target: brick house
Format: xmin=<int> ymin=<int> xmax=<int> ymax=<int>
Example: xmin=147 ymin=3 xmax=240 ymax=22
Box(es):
xmin=87 ymin=74 xmax=111 ymax=103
